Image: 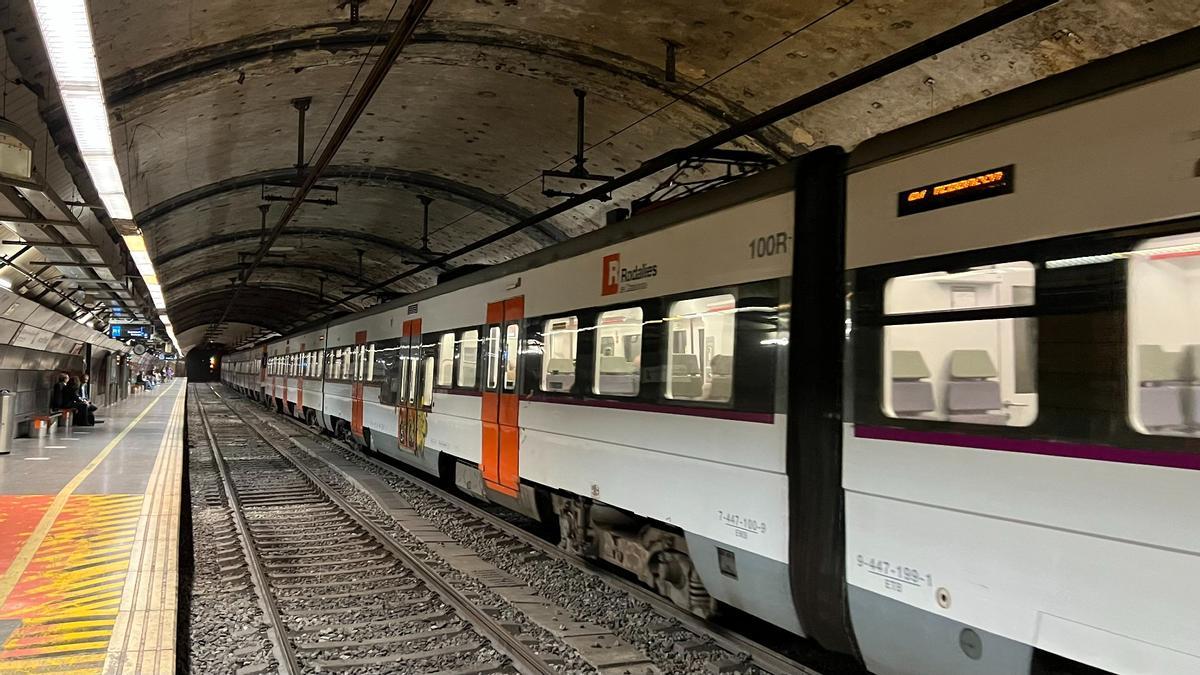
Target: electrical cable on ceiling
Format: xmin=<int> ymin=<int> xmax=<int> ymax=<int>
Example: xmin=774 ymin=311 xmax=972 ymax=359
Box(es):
xmin=278 ymin=0 xmax=1057 ymax=333
xmin=305 ymin=0 xmax=403 ymax=168
xmin=399 ymin=0 xmax=856 ymax=251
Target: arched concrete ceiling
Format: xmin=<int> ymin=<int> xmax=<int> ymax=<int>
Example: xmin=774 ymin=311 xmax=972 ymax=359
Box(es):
xmin=6 ymin=0 xmax=1198 ymax=352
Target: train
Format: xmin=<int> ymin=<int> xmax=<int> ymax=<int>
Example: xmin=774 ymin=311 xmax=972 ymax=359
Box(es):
xmin=223 ymin=30 xmax=1200 ymax=675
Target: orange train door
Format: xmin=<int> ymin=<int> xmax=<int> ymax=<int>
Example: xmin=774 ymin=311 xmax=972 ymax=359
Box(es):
xmin=397 ymin=319 xmax=424 ymax=452
xmin=351 ymin=330 xmax=367 ymax=438
xmin=482 ymin=296 xmax=523 ymax=497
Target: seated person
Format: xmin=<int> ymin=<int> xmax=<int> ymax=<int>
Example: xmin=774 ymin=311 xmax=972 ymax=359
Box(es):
xmin=80 ymin=374 xmax=101 ymax=425
xmin=50 ymin=372 xmax=69 ymax=412
xmin=64 ymin=376 xmax=96 ymax=426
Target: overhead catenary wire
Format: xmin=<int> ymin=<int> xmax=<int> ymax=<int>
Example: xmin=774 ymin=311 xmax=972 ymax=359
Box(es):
xmin=278 ymin=0 xmax=1058 ymax=335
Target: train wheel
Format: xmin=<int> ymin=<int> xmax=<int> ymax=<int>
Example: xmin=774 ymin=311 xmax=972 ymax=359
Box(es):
xmin=650 ymin=550 xmax=717 ymax=620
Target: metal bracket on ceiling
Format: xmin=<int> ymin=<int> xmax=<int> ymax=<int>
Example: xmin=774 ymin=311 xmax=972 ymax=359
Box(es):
xmin=401 ymin=195 xmax=447 ymax=264
xmin=260 ymin=96 xmax=339 ymax=205
xmin=661 ymin=39 xmax=681 ymax=83
xmin=292 ymin=97 xmax=312 ymax=177
xmin=629 ymin=149 xmax=774 ymax=215
xmin=541 ymin=89 xmax=614 ymax=200
xmin=337 ymin=0 xmax=362 ymax=24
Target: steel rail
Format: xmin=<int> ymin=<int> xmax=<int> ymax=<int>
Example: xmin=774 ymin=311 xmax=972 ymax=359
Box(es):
xmin=193 ymin=388 xmax=304 ymax=675
xmin=203 ymin=384 xmax=560 ymax=675
xmin=211 ymin=0 xmax=435 ymax=332
xmin=250 ymin=389 xmax=823 ymax=675
xmin=282 ymin=0 xmax=1058 ymax=332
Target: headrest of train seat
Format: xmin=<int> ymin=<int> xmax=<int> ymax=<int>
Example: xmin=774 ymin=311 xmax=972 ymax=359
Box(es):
xmin=599 ymin=356 xmax=636 ymax=374
xmin=892 ymin=350 xmax=931 ymax=380
xmin=710 ymin=354 xmax=733 ymax=375
xmin=1138 ymin=345 xmax=1186 ymax=383
xmin=949 ymin=350 xmax=997 ymax=380
xmin=1187 ymin=345 xmax=1200 ymax=381
xmin=671 ymin=354 xmax=701 ymax=375
xmin=546 ymin=358 xmax=574 ymax=374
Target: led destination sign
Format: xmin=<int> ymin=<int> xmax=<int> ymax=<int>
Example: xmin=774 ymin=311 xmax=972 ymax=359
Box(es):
xmin=898 ymin=165 xmax=1014 ymax=216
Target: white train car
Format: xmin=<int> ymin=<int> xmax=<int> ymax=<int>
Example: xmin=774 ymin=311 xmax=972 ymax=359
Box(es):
xmin=221 ymin=29 xmax=1200 ymax=675
xmin=842 ymin=30 xmax=1200 ymax=675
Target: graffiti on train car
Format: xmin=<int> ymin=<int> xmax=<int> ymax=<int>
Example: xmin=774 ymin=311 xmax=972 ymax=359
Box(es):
xmin=397 ymin=406 xmax=428 ymax=452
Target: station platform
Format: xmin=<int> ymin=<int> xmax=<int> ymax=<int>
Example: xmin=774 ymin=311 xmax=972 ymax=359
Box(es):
xmin=0 ymin=379 xmax=186 ymax=674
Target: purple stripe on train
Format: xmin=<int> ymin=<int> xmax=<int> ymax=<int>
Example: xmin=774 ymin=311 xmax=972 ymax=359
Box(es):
xmin=528 ymin=394 xmax=776 ymax=424
xmin=855 ymin=425 xmax=1200 ymax=471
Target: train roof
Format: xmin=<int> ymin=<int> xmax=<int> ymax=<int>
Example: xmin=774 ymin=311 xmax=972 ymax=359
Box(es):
xmin=275 ymin=158 xmax=800 ymax=343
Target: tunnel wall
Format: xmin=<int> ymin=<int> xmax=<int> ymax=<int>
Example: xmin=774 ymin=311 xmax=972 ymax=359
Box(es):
xmin=0 ymin=288 xmax=154 ymax=432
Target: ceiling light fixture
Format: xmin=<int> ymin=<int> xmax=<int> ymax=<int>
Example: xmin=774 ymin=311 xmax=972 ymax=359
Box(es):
xmin=30 ymin=0 xmax=132 ymax=219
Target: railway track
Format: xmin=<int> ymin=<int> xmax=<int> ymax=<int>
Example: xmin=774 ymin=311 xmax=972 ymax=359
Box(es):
xmin=214 ymin=385 xmax=830 ymax=675
xmin=193 ymin=386 xmax=567 ymax=675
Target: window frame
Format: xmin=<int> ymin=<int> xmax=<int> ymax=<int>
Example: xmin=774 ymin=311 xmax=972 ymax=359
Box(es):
xmin=875 ymin=261 xmax=1039 ymax=428
xmin=843 ymin=219 xmax=1200 ymax=451
xmin=538 ymin=315 xmax=579 ymax=395
xmin=591 ymin=305 xmax=646 ymax=398
xmin=663 ymin=293 xmax=738 ymax=404
xmin=435 ymin=333 xmax=455 ymax=388
xmin=456 ymin=328 xmax=481 ymax=391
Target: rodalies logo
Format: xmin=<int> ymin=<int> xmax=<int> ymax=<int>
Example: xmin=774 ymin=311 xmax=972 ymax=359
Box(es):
xmin=601 ymin=252 xmax=657 ymax=296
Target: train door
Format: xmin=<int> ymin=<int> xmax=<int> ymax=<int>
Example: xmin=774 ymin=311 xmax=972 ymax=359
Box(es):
xmin=482 ymin=296 xmax=523 ymax=497
xmin=351 ymin=331 xmax=367 ymax=438
xmin=396 ymin=319 xmax=425 ymax=452
xmin=297 ymin=343 xmax=305 ymax=416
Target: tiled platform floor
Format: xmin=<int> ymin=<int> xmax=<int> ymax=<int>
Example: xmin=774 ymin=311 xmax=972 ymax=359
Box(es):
xmin=0 ymin=379 xmax=186 ymax=674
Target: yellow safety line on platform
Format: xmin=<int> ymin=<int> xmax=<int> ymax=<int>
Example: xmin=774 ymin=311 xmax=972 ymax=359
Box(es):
xmin=0 ymin=382 xmax=179 ymax=610
xmin=102 ymin=388 xmax=186 ymax=674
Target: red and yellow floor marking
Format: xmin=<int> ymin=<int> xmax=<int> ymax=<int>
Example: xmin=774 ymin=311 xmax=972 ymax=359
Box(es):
xmin=0 ymin=494 xmax=143 ymax=672
xmin=0 ymin=496 xmax=53 ymax=574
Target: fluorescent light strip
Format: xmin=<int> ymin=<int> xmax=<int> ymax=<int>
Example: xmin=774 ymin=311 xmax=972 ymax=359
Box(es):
xmin=31 ymin=0 xmax=133 ymax=219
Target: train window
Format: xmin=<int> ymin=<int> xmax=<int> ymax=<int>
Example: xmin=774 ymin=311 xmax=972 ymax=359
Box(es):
xmin=593 ymin=307 xmax=643 ymax=396
xmin=1126 ymin=233 xmax=1200 ymax=437
xmin=665 ymin=294 xmax=735 ymax=402
xmin=540 ymin=316 xmax=578 ymax=392
xmin=884 ymin=262 xmax=1035 ymax=315
xmin=458 ymin=330 xmax=479 ymax=388
xmin=366 ymin=345 xmax=376 ymax=382
xmin=504 ymin=324 xmax=520 ymax=391
xmin=881 ymin=262 xmax=1037 ymax=427
xmin=436 ymin=334 xmax=454 ymax=386
xmin=406 ymin=346 xmax=419 ymax=405
xmin=422 ymin=355 xmax=435 ymax=406
xmin=486 ymin=326 xmax=501 ymax=390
